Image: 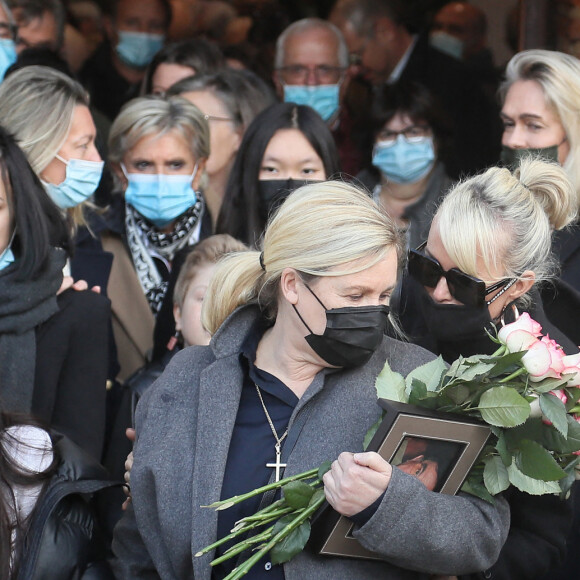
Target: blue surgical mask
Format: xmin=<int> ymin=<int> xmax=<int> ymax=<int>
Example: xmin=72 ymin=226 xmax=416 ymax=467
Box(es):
xmin=116 ymin=31 xmax=164 ymax=69
xmin=0 ymin=230 xmax=15 ymax=271
xmin=0 ymin=38 xmax=16 ymax=81
xmin=429 ymin=31 xmax=464 ymax=60
xmin=372 ymin=135 xmax=436 ymax=184
xmin=43 ymin=155 xmax=104 ymax=209
xmin=122 ymin=163 xmax=199 ymax=228
xmin=283 ymin=84 xmax=340 ymax=122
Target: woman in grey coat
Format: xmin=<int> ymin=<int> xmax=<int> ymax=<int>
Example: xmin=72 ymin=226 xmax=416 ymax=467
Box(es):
xmin=112 ymin=181 xmax=509 ymax=579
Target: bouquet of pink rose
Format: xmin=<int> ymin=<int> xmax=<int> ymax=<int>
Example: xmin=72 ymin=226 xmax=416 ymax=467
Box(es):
xmin=369 ymin=313 xmax=580 ymax=500
xmin=198 ymin=314 xmax=580 ymax=578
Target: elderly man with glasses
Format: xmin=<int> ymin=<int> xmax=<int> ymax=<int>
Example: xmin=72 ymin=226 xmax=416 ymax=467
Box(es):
xmin=273 ymin=18 xmax=364 ymax=176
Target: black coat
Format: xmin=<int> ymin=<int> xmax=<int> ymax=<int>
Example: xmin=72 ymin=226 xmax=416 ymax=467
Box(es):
xmin=397 ymin=274 xmax=575 ymax=579
xmin=16 ymin=432 xmax=119 ymax=580
xmin=399 ymin=34 xmax=502 ymax=179
xmin=34 ymin=288 xmax=110 ymax=460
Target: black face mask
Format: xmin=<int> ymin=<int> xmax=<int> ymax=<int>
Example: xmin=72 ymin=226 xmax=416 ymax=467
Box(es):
xmin=257 ymin=179 xmax=319 ymax=222
xmin=418 ymin=285 xmax=494 ymax=343
xmin=293 ymin=285 xmax=390 ymax=368
xmin=500 ymin=144 xmax=559 ymax=170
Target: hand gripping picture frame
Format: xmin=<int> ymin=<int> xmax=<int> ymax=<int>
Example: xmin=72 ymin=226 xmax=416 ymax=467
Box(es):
xmin=309 ymin=399 xmax=491 ymax=560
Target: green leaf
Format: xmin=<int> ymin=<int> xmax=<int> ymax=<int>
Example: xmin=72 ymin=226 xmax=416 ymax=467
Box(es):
xmin=507 ymin=463 xmax=561 ymax=495
xmin=317 ymin=461 xmax=331 ymax=480
xmin=542 ymin=415 xmax=580 ymax=454
xmin=408 ymin=379 xmax=427 ymax=405
xmin=531 ymin=376 xmax=571 ymax=394
xmin=539 ymin=393 xmax=568 ymax=438
xmin=443 ymin=384 xmax=472 ymax=405
xmin=445 ymin=357 xmax=496 ymax=384
xmin=559 ymin=457 xmax=580 ymax=498
xmin=270 ymin=519 xmax=311 ymax=565
xmin=514 ymin=439 xmax=566 ymax=481
xmin=461 ymin=473 xmax=494 ymax=503
xmin=477 ymin=386 xmax=530 ymax=427
xmin=495 ymin=432 xmax=512 ymax=466
xmin=405 ymin=356 xmax=447 ymax=392
xmin=308 ymin=488 xmax=325 ymax=507
xmin=375 ymin=361 xmax=407 ymax=403
xmin=363 ymin=416 xmax=382 ymax=451
xmin=483 ymin=456 xmax=510 ymax=495
xmin=282 ymin=481 xmax=315 ymax=509
xmin=488 ymin=351 xmax=525 ymax=378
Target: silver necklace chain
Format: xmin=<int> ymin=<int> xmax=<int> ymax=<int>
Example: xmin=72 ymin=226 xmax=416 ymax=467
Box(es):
xmin=255 ymin=384 xmax=288 ymax=447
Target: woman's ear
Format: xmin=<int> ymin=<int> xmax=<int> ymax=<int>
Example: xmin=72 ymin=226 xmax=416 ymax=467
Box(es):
xmin=111 ymin=162 xmax=128 ymax=190
xmin=173 ymin=304 xmax=182 ymax=331
xmin=192 ymin=158 xmax=207 ymax=190
xmin=279 ymin=267 xmax=300 ymax=305
xmin=506 ymin=270 xmax=536 ymax=302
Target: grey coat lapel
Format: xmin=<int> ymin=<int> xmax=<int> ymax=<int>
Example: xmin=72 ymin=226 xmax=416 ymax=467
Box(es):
xmin=190 ymin=353 xmax=244 ymax=578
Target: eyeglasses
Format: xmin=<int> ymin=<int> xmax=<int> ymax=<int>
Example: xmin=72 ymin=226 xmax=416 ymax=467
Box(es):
xmin=377 ymin=125 xmax=432 ymax=147
xmin=0 ymin=22 xmax=17 ymax=41
xmin=277 ymin=65 xmax=345 ymax=85
xmin=408 ymin=243 xmax=516 ymax=308
xmin=202 ymin=113 xmax=238 ymax=125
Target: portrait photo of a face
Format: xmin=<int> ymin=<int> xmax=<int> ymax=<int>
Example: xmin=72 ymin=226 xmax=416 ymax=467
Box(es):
xmin=392 ymin=436 xmax=466 ymax=492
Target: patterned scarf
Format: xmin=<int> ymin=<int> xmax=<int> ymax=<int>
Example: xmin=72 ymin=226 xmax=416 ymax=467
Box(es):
xmin=125 ymin=196 xmax=204 ymax=315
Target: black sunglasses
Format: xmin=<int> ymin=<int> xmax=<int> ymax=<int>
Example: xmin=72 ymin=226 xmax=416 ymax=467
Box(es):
xmin=408 ymin=243 xmax=515 ymax=308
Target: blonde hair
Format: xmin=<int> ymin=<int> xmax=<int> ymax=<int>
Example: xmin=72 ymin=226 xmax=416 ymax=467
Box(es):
xmin=108 ymin=95 xmax=210 ymax=189
xmin=202 ymin=181 xmax=404 ymax=334
xmin=435 ymin=158 xmax=577 ymax=305
xmin=0 ymin=66 xmax=89 ymax=174
xmin=501 ymin=49 xmax=580 ymax=208
xmin=173 ymin=234 xmax=247 ymax=308
xmin=0 ymin=66 xmax=91 ymax=227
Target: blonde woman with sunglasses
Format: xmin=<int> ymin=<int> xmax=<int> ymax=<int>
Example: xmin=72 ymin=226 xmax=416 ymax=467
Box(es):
xmin=398 ymin=157 xmax=578 ymax=580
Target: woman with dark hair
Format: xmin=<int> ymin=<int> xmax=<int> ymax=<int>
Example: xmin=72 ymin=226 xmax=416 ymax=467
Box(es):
xmin=216 ymin=102 xmax=342 ymax=246
xmin=0 ymin=126 xmax=109 ymax=460
xmin=141 ymin=38 xmax=226 ymax=95
xmin=358 ymin=81 xmax=454 ymax=251
xmin=0 ymin=410 xmax=116 ymax=579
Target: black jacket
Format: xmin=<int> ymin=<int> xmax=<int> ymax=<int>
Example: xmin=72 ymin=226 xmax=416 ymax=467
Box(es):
xmin=33 ymin=288 xmax=110 ymax=461
xmin=397 ymin=275 xmax=575 ymax=579
xmin=16 ymin=432 xmax=119 ymax=580
xmin=399 ymin=34 xmax=502 ymax=179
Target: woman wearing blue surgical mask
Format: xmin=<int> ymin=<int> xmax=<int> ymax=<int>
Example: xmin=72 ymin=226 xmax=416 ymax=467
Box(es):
xmin=357 ymin=81 xmax=453 ymax=251
xmin=0 ymin=125 xmax=109 ymax=461
xmin=107 ymin=94 xmax=210 ymax=379
xmin=0 ymin=67 xmax=103 ymax=220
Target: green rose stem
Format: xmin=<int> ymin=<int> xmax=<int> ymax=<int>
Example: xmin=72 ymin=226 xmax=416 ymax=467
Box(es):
xmin=498 ymin=367 xmax=526 ymax=383
xmin=209 ymin=526 xmax=275 ymax=566
xmin=203 ymin=467 xmax=319 ymax=510
xmin=195 ymin=510 xmax=291 ymax=558
xmin=223 ymin=492 xmax=327 ymax=580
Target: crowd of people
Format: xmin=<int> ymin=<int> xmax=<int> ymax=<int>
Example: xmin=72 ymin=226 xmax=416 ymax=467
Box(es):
xmin=0 ymin=0 xmax=579 ymax=579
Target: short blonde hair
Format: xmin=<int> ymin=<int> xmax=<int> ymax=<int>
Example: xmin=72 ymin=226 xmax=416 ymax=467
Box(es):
xmin=108 ymin=95 xmax=210 ymax=187
xmin=0 ymin=66 xmax=89 ymax=174
xmin=435 ymin=158 xmax=577 ymax=304
xmin=501 ymin=49 xmax=580 ymax=208
xmin=202 ymin=181 xmax=404 ymax=334
xmin=173 ymin=234 xmax=247 ymax=308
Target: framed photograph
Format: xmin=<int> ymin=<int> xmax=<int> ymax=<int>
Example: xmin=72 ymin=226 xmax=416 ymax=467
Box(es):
xmin=310 ymin=399 xmax=491 ymax=560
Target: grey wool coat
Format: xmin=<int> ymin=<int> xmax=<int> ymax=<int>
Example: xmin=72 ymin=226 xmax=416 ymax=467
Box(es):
xmin=111 ymin=304 xmax=510 ymax=580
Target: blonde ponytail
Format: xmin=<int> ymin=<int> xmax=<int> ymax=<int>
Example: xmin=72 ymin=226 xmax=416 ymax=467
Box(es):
xmin=202 ymin=180 xmax=403 ymax=335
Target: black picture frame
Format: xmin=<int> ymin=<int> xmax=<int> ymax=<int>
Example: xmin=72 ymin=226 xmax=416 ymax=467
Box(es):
xmin=310 ymin=399 xmax=491 ymax=560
